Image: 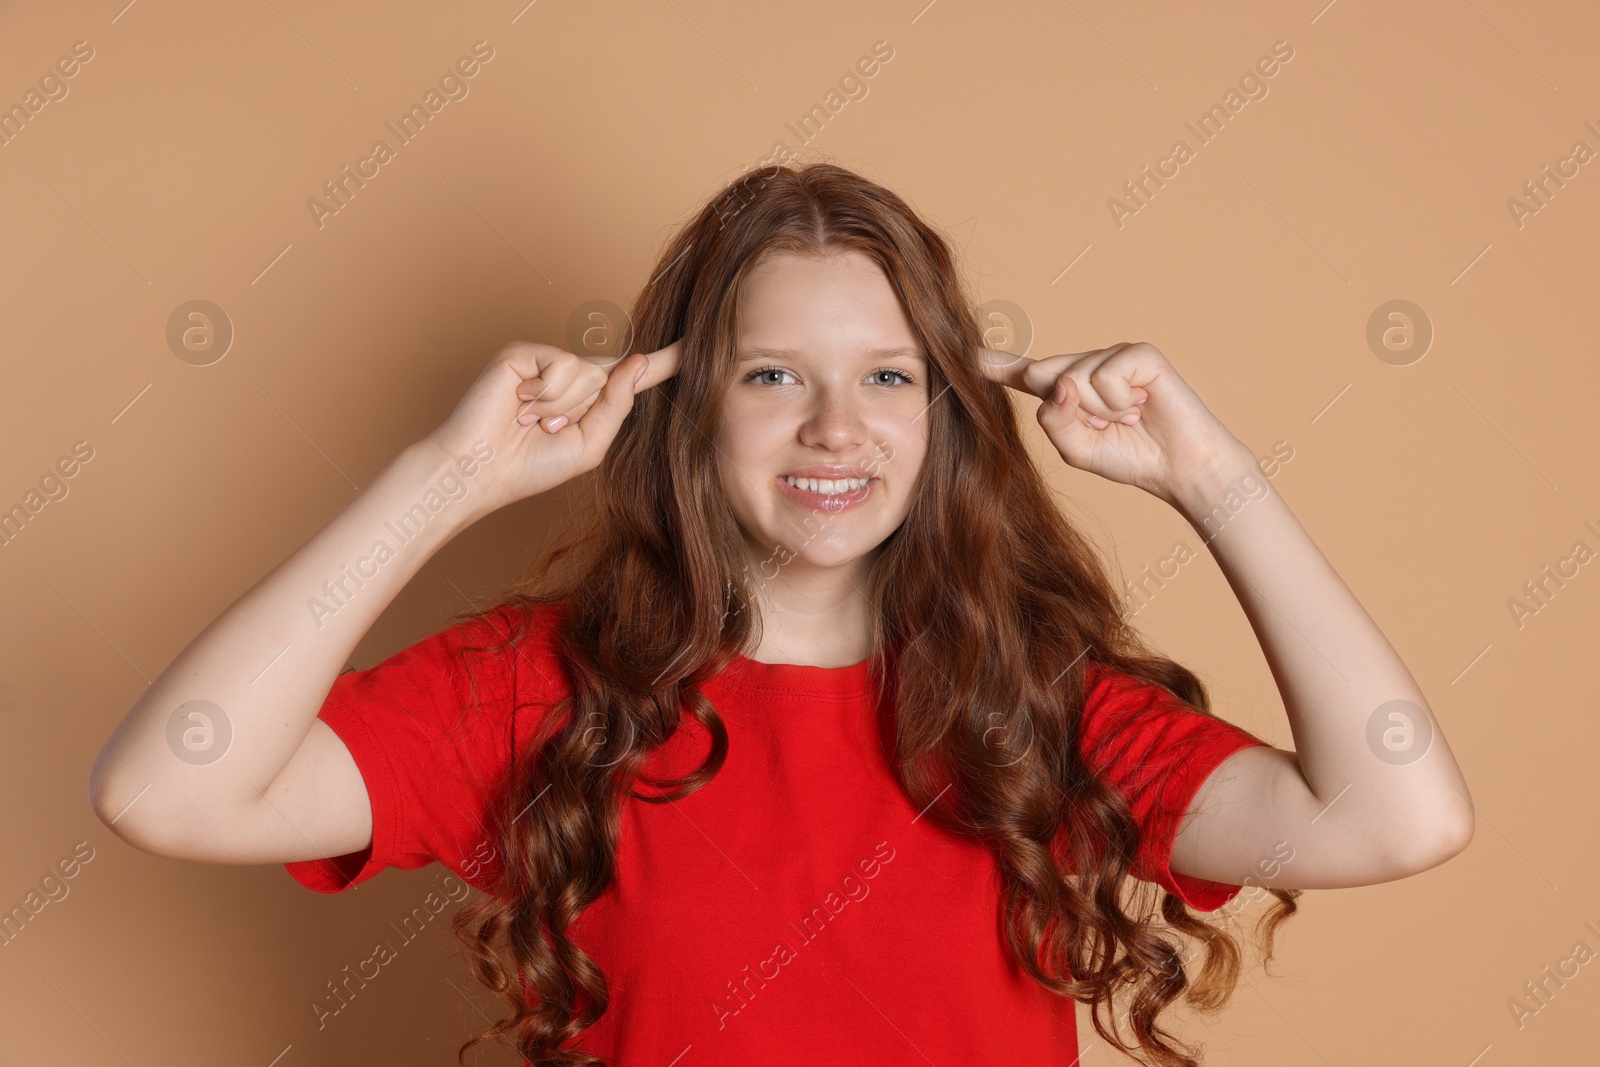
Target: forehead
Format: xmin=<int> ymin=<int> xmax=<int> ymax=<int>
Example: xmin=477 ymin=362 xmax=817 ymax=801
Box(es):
xmin=737 ymin=250 xmax=923 ymax=357
xmin=735 ymin=345 xmax=925 ymax=365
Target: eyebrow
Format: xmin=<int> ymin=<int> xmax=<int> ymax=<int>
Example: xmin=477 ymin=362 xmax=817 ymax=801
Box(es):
xmin=736 ymin=346 xmax=927 ymax=364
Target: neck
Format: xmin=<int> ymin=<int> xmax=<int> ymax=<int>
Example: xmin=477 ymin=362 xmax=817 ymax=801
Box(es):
xmin=739 ymin=548 xmax=878 ymax=667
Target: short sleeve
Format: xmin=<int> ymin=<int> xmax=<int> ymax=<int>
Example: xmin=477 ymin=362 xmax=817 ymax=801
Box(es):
xmin=1078 ymin=662 xmax=1271 ymax=912
xmin=284 ymin=603 xmax=561 ymax=895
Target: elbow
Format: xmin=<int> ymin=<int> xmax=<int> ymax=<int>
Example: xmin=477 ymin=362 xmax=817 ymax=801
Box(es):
xmin=88 ymin=742 xmax=129 ymax=822
xmin=1424 ymin=786 xmax=1478 ymax=867
xmin=1384 ymin=809 xmax=1475 ymax=877
xmin=88 ymin=768 xmax=138 ymax=847
xmin=88 ymin=753 xmax=164 ymax=856
xmin=87 ymin=750 xmax=120 ymax=831
xmin=1433 ymin=808 xmax=1476 ymax=864
xmin=90 ymin=788 xmax=177 ymax=859
xmin=89 ymin=727 xmax=137 ymax=833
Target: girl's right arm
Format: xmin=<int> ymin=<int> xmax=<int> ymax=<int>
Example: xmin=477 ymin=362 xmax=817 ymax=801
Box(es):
xmin=89 ymin=339 xmax=675 ymax=865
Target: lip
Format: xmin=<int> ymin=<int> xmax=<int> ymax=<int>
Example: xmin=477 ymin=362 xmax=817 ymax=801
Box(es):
xmin=775 ymin=472 xmax=876 ymax=514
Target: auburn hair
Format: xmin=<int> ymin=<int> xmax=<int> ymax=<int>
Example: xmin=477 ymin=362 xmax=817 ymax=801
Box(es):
xmin=445 ymin=161 xmax=1298 ymax=1066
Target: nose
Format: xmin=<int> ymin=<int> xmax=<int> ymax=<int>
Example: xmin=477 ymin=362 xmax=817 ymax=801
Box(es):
xmin=797 ymin=381 xmax=870 ymax=452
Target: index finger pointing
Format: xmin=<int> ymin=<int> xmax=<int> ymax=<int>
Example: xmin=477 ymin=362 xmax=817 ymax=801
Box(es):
xmin=631 ymin=337 xmax=683 ymax=393
xmin=979 ymin=347 xmax=1038 ymax=394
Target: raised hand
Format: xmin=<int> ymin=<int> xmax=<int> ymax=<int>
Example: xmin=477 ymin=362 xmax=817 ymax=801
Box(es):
xmin=978 ymin=340 xmax=1248 ymax=506
xmin=425 ymin=337 xmax=683 ymax=515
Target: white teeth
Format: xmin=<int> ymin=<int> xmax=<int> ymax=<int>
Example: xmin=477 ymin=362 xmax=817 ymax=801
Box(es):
xmin=783 ymin=475 xmax=871 ymax=496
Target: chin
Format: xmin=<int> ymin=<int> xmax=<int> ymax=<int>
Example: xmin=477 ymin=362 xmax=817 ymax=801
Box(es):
xmin=746 ymin=537 xmax=878 ymax=578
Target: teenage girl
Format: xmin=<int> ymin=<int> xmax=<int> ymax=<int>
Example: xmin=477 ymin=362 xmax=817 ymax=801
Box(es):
xmin=91 ymin=163 xmax=1473 ymax=1067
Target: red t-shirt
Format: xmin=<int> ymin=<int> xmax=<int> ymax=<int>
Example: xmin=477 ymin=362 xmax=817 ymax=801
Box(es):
xmin=285 ymin=601 xmax=1270 ymax=1065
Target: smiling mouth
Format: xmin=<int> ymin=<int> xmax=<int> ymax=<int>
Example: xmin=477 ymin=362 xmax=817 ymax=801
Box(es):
xmin=775 ymin=474 xmax=877 ymax=513
xmin=780 ymin=474 xmax=875 ymax=496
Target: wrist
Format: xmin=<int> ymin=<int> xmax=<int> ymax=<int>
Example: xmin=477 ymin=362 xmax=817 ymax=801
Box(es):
xmin=390 ymin=435 xmax=502 ymax=536
xmin=1165 ymin=440 xmax=1262 ymax=520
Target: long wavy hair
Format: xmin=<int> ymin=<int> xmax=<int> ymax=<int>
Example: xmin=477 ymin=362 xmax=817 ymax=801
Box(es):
xmin=446 ymin=161 xmax=1299 ymax=1067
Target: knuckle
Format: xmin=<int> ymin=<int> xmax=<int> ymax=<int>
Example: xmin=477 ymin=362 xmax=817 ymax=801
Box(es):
xmin=497 ymin=339 xmax=546 ymax=360
xmin=545 ymin=359 xmax=577 ymax=389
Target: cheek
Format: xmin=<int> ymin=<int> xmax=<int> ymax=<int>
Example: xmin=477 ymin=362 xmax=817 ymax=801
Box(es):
xmin=714 ymin=399 xmax=774 ymax=456
xmin=715 ymin=413 xmax=766 ymax=483
xmin=716 ymin=450 xmax=770 ymax=534
xmin=873 ymin=417 xmax=928 ymax=482
xmin=716 ymin=452 xmax=750 ymax=509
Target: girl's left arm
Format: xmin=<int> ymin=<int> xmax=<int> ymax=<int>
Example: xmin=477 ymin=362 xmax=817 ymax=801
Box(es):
xmin=981 ymin=341 xmax=1474 ymax=891
xmin=1159 ymin=439 xmax=1474 ymax=889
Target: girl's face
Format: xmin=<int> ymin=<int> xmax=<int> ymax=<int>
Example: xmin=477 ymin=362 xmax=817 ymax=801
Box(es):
xmin=715 ymin=249 xmax=931 ymax=584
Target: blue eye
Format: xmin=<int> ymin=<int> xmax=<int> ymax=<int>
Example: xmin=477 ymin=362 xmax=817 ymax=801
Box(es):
xmin=745 ymin=366 xmax=795 ymax=386
xmin=742 ymin=366 xmax=918 ymax=387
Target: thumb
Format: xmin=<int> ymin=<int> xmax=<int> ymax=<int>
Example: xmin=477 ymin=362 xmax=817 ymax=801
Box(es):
xmin=1038 ymin=373 xmax=1095 ymax=455
xmin=572 ymin=350 xmax=651 ymax=457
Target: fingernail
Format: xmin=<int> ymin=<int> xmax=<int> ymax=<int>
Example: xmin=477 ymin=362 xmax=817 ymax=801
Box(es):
xmin=1119 ymin=410 xmax=1140 ymax=424
xmin=543 ymin=415 xmax=568 ymax=433
xmin=1087 ymin=414 xmax=1108 ymax=429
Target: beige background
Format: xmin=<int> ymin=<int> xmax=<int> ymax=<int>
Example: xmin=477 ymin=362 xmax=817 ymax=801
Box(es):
xmin=2 ymin=0 xmax=1596 ymax=1063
